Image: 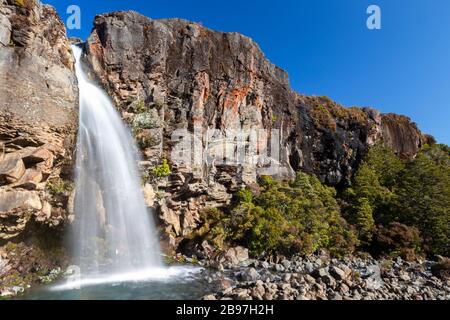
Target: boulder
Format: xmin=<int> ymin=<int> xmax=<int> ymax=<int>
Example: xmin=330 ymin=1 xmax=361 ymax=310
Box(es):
xmin=159 ymin=201 xmax=181 ymax=235
xmin=132 ymin=109 xmax=161 ymax=130
xmin=312 ymin=268 xmax=329 ymax=279
xmin=431 ymin=258 xmax=450 ymax=281
xmin=225 ymin=246 xmax=249 ymax=265
xmin=0 ymin=190 xmax=42 ymax=213
xmin=240 ymin=268 xmax=260 ymax=282
xmin=330 ymin=266 xmax=349 ymax=281
xmin=0 ymin=12 xmax=11 ymax=47
xmin=0 ymin=153 xmax=25 ymax=184
xmin=142 ymin=183 xmax=155 ymax=207
xmin=22 ymin=147 xmax=54 ymax=171
xmin=13 ymin=168 xmax=42 ymax=190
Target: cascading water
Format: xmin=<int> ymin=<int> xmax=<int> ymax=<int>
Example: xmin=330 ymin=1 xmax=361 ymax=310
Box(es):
xmin=71 ymin=44 xmax=162 ymax=278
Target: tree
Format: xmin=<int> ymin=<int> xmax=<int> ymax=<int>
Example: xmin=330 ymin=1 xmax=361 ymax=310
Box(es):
xmin=396 ymin=145 xmax=450 ymax=256
xmin=363 ymin=143 xmax=405 ymax=188
xmin=344 ymin=144 xmax=402 ymax=243
xmin=354 ymin=198 xmax=375 ymax=244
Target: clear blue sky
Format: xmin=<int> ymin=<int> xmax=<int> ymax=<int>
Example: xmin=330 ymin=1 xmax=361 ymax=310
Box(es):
xmin=43 ymin=0 xmax=450 ymax=144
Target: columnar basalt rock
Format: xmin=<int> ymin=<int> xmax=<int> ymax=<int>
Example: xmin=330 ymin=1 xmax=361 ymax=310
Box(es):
xmin=0 ymin=0 xmax=77 ymax=293
xmin=84 ymin=11 xmax=428 ymax=244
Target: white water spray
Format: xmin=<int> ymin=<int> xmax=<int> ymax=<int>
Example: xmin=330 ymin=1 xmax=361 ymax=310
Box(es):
xmin=71 ymin=44 xmax=162 ymax=277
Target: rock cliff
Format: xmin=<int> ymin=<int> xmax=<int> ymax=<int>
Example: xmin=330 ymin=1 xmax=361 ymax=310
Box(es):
xmin=0 ymin=0 xmax=77 ymax=292
xmin=84 ymin=11 xmax=428 ymax=246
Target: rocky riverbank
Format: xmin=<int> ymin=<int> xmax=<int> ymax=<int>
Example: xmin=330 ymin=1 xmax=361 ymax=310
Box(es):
xmin=178 ymin=247 xmax=450 ymax=300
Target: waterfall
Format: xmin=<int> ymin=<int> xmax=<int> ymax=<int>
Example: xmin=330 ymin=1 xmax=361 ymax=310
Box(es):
xmin=71 ymin=44 xmax=162 ymax=277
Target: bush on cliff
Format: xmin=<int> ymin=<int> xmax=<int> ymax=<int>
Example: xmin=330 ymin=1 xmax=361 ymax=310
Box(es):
xmin=153 ymin=158 xmax=171 ymax=178
xmin=200 ymin=173 xmax=357 ymax=257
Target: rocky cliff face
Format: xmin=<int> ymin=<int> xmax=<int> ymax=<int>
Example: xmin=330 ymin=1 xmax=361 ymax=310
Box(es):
xmin=0 ymin=0 xmax=77 ymax=292
xmin=84 ymin=11 xmax=428 ymax=246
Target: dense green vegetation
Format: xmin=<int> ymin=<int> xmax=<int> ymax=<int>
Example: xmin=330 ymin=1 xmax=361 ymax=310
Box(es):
xmin=344 ymin=143 xmax=449 ymax=257
xmin=198 ymin=143 xmax=450 ymax=259
xmin=198 ymin=173 xmax=357 ymax=257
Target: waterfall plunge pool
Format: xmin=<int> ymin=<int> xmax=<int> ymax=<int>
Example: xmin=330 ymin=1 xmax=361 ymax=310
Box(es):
xmin=20 ymin=265 xmax=213 ymax=300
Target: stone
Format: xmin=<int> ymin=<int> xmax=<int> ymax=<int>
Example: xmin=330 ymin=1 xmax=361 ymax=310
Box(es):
xmin=142 ymin=183 xmax=155 ymax=207
xmin=304 ymin=262 xmax=314 ymax=273
xmin=275 ymin=264 xmax=285 ymax=272
xmin=322 ymin=275 xmax=337 ymax=287
xmin=283 ymin=273 xmax=292 ymax=282
xmin=132 ymin=109 xmax=161 ymax=130
xmin=431 ymin=258 xmax=450 ymax=281
xmin=0 ymin=0 xmax=77 ymax=291
xmin=304 ymin=274 xmax=316 ymax=284
xmin=13 ymin=168 xmax=42 ymax=190
xmin=251 ymin=283 xmax=265 ymax=299
xmin=330 ymin=266 xmax=348 ymax=281
xmin=340 ymin=283 xmax=350 ymax=294
xmin=240 ymin=267 xmax=260 ymax=282
xmin=262 ymin=293 xmax=274 ymax=300
xmin=398 ymin=270 xmax=411 ymax=282
xmin=0 ymin=13 xmax=11 ymax=47
xmin=312 ymin=268 xmax=329 ymax=279
xmin=225 ymin=246 xmax=249 ymax=265
xmin=0 ymin=153 xmax=25 ymax=184
xmin=0 ymin=190 xmax=42 ymax=213
xmin=181 ymin=209 xmax=198 ymax=236
xmin=281 ymin=260 xmax=291 ymax=270
xmin=331 ymin=293 xmax=343 ymax=300
xmin=159 ymin=202 xmax=181 ymax=235
xmin=202 ymin=294 xmax=216 ymax=300
xmin=22 ymin=148 xmax=54 ymax=167
xmin=234 ymin=288 xmax=250 ymax=300
xmin=41 ymin=202 xmax=52 ymax=219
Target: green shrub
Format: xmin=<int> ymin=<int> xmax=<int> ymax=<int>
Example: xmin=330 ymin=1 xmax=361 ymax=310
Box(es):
xmin=135 ymin=99 xmax=146 ymax=113
xmin=236 ymin=188 xmax=253 ymax=204
xmin=46 ymin=179 xmax=72 ymax=195
xmin=153 ymin=159 xmax=171 ymax=178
